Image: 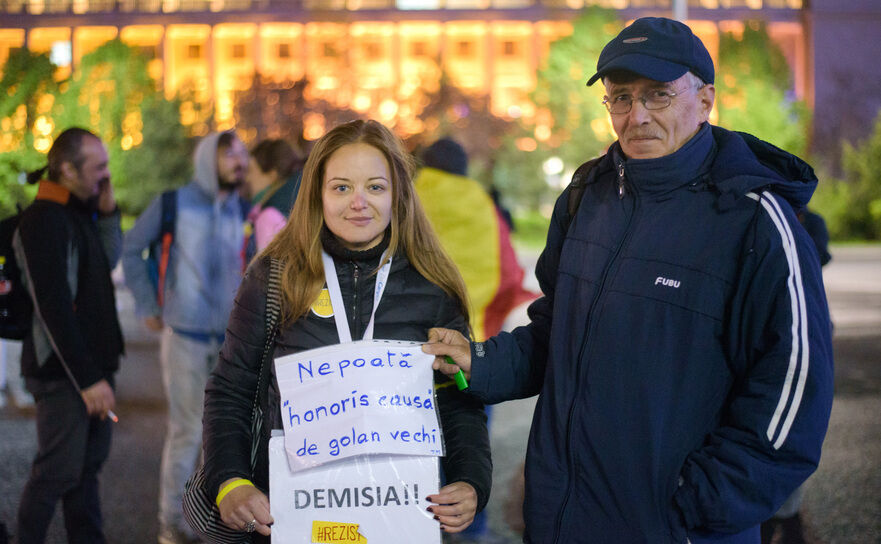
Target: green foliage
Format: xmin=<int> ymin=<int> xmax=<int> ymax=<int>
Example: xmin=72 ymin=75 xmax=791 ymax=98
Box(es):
xmin=511 ymin=209 xmax=552 ymax=250
xmin=117 ymin=95 xmax=193 ymax=212
xmin=0 ymin=49 xmax=56 ymax=217
xmin=812 ymin=111 xmax=881 ymax=240
xmin=494 ymin=7 xmax=621 ymax=209
xmin=530 ymin=7 xmax=620 ymax=165
xmin=0 ymin=40 xmax=191 ymax=217
xmin=716 ymin=21 xmax=810 ymax=157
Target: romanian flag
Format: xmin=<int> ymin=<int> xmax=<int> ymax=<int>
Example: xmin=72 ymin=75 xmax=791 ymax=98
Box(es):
xmin=415 ymin=167 xmax=537 ymax=341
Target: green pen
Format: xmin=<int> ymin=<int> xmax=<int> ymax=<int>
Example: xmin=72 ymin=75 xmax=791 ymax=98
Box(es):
xmin=444 ymin=355 xmax=469 ymax=391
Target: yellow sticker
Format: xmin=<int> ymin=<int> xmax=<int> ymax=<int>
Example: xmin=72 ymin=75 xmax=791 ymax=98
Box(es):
xmin=311 ymin=520 xmax=367 ymax=543
xmin=311 ymin=288 xmax=334 ymax=318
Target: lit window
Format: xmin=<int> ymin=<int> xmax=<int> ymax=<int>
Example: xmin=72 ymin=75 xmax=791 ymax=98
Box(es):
xmin=502 ymin=40 xmax=517 ymax=56
xmin=278 ymin=43 xmax=291 ymax=58
xmin=411 ymin=41 xmax=427 ymax=56
xmin=231 ymin=43 xmax=246 ymax=58
xmin=364 ymin=42 xmax=382 ymax=59
xmin=456 ymin=40 xmax=473 ymax=56
xmin=188 ymin=44 xmax=202 ymax=58
xmin=396 ymin=0 xmax=441 ymax=8
xmin=322 ymin=42 xmax=338 ymax=57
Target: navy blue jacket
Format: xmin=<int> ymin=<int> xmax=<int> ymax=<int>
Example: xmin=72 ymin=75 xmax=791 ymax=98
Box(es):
xmin=469 ymin=125 xmax=833 ymax=543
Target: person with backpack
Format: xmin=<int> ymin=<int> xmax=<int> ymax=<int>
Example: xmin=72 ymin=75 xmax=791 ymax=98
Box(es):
xmin=12 ymin=127 xmax=123 ymax=543
xmin=425 ymin=17 xmax=833 ymax=543
xmin=121 ymin=130 xmax=249 ymax=544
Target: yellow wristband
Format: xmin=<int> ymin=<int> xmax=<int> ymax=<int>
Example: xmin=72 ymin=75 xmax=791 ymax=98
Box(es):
xmin=216 ymin=478 xmax=254 ymax=507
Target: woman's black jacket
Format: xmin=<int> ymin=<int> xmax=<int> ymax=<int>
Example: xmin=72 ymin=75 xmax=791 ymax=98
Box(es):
xmin=203 ymin=235 xmax=492 ymax=513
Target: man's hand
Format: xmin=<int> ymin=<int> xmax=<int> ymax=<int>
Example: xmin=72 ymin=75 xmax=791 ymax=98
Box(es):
xmin=144 ymin=316 xmax=164 ymax=331
xmin=81 ymin=379 xmax=115 ymax=419
xmin=97 ymin=178 xmax=116 ymax=215
xmin=427 ymin=481 xmax=478 ymax=533
xmin=423 ymin=328 xmax=472 ymax=380
xmin=217 ymin=478 xmax=273 ymax=536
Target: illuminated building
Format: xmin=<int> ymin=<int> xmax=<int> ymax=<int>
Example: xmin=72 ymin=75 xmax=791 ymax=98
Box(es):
xmin=1 ymin=0 xmax=877 ymax=155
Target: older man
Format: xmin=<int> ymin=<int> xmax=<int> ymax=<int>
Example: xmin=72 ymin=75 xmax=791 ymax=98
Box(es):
xmin=425 ymin=17 xmax=833 ymax=543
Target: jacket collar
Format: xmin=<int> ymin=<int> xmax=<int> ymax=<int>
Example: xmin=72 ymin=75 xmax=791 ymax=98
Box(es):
xmin=36 ymin=180 xmax=96 ymax=212
xmin=320 ymin=226 xmax=391 ymax=263
xmin=35 ymin=180 xmax=71 ymax=205
xmin=614 ymin=122 xmax=715 ymax=195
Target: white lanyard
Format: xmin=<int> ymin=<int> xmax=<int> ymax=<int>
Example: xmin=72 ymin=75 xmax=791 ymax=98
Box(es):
xmin=321 ymin=250 xmax=392 ymax=343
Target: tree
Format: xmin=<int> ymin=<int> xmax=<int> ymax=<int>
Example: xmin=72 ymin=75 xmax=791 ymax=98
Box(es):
xmin=234 ymin=75 xmax=361 ymax=154
xmin=716 ymin=20 xmax=811 ymax=157
xmin=494 ymin=7 xmax=621 ymax=211
xmin=0 ymin=40 xmax=192 ymax=217
xmin=0 ymin=49 xmax=56 ymax=217
xmin=408 ymin=75 xmax=512 ymax=183
xmin=52 ymin=40 xmax=192 ymax=213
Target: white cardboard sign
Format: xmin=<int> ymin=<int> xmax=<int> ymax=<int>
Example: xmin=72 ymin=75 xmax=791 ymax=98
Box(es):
xmin=269 ymin=435 xmax=442 ymax=544
xmin=273 ymin=340 xmax=444 ymax=472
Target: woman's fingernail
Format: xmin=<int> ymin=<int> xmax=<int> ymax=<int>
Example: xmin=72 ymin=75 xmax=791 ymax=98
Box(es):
xmin=426 ymin=506 xmax=433 ymax=512
xmin=433 ymin=515 xmax=439 ymax=521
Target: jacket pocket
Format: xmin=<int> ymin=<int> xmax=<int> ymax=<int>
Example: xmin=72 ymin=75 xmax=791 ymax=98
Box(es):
xmin=607 ymin=256 xmax=728 ymax=321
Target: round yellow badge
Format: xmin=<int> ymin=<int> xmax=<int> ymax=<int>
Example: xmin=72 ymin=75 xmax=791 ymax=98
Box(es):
xmin=310 ymin=288 xmax=334 ymax=318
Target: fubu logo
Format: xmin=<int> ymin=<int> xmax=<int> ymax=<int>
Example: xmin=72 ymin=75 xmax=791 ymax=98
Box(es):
xmin=654 ymin=276 xmax=680 ymax=288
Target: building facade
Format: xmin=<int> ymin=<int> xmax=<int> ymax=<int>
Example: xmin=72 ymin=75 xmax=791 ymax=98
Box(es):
xmin=3 ymin=0 xmax=873 ymax=162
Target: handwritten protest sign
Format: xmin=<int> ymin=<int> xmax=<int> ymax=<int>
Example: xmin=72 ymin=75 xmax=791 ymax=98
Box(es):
xmin=274 ymin=340 xmax=444 ymax=471
xmin=269 ymin=435 xmax=441 ymax=544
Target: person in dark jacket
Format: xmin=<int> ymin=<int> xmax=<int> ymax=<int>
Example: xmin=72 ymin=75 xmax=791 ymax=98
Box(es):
xmin=13 ymin=127 xmax=124 ymax=543
xmin=425 ymin=17 xmax=833 ymax=544
xmin=201 ymin=120 xmax=491 ymax=541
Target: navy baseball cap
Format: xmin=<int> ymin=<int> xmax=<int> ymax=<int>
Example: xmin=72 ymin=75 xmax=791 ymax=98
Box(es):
xmin=586 ymin=17 xmax=714 ymax=86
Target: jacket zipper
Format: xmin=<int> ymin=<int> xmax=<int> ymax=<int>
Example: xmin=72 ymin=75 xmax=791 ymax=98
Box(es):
xmin=352 ymin=262 xmax=360 ymax=339
xmin=552 ymin=157 xmax=638 ymax=543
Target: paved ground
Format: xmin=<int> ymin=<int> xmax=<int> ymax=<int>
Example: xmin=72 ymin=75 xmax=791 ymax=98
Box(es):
xmin=1 ymin=246 xmax=879 ymax=543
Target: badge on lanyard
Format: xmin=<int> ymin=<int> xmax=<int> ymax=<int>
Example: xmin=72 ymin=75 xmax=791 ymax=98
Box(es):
xmin=310 ymin=288 xmax=334 ymax=318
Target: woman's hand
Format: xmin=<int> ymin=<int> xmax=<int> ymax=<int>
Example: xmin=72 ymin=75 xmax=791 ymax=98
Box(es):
xmin=427 ymin=481 xmax=478 ymax=533
xmin=217 ymin=478 xmax=274 ymax=536
xmin=423 ymin=327 xmax=472 ymax=380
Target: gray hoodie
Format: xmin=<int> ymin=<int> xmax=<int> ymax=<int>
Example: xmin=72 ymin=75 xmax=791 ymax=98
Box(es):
xmin=122 ymin=132 xmax=246 ymax=336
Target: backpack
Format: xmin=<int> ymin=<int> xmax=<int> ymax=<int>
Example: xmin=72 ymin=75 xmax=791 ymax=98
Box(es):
xmin=147 ymin=190 xmax=177 ymax=308
xmin=0 ymin=209 xmax=33 ymax=340
xmin=565 ymin=155 xmax=605 ymax=231
xmin=145 ymin=189 xmax=250 ymax=305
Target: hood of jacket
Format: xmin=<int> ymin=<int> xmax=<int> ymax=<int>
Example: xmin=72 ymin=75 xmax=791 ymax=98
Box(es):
xmin=192 ymin=131 xmax=223 ymax=199
xmin=708 ymin=125 xmax=818 ymax=213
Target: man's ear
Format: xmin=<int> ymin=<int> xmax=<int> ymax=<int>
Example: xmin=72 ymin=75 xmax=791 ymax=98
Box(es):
xmin=59 ymin=160 xmax=77 ymax=183
xmin=699 ymin=84 xmax=716 ymax=122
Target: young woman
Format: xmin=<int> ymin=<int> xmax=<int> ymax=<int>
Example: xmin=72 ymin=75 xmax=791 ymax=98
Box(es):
xmin=201 ymin=120 xmax=491 ymax=541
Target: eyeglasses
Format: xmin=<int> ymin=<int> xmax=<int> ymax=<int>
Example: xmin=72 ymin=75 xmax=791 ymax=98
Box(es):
xmin=602 ymin=87 xmax=696 ymax=114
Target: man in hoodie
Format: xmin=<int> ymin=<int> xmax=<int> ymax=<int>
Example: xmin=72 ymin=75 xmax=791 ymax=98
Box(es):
xmin=14 ymin=128 xmax=124 ymax=543
xmin=122 ymin=131 xmax=249 ymax=544
xmin=425 ymin=17 xmax=833 ymax=544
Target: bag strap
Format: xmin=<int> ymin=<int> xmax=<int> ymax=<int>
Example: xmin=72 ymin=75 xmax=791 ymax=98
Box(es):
xmin=565 ymin=155 xmax=604 ymax=230
xmin=248 ymin=257 xmax=284 ymax=472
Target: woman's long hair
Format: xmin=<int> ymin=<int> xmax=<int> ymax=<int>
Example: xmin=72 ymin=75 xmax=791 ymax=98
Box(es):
xmin=261 ymin=119 xmax=470 ymax=329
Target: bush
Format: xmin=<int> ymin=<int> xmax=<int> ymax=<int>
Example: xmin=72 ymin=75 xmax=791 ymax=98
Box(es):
xmin=812 ymin=111 xmax=881 ymax=240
